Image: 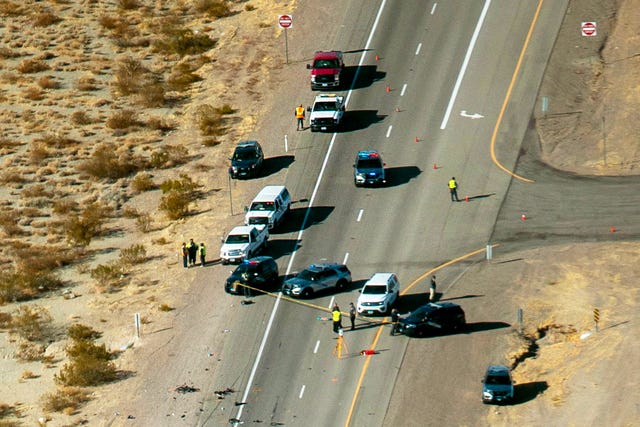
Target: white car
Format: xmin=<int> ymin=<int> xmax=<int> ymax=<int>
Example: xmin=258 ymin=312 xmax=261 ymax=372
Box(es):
xmin=356 ymin=273 xmax=400 ymax=315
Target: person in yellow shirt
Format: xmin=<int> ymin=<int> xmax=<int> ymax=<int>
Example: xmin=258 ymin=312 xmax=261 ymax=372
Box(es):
xmin=295 ymin=104 xmax=305 ymax=131
xmin=448 ymin=177 xmax=460 ymax=202
xmin=332 ymin=305 xmax=342 ymax=333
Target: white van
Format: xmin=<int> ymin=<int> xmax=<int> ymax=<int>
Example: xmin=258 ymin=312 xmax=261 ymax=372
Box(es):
xmin=356 ymin=273 xmax=400 ymax=315
xmin=244 ymin=185 xmax=291 ymax=229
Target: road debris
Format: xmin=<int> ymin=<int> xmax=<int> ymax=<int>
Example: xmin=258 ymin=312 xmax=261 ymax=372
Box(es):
xmin=214 ymin=387 xmax=235 ymax=399
xmin=175 ymin=384 xmax=200 ymax=393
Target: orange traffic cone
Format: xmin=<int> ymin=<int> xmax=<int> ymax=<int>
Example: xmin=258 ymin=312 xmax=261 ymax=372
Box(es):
xmin=375 ymin=54 xmax=380 ymax=61
xmin=465 ymin=196 xmax=469 ymax=202
xmin=610 ymin=226 xmax=616 ymax=233
xmin=386 ymin=84 xmax=391 ymax=93
xmin=414 ymin=136 xmax=419 ymax=143
xmin=521 ymin=214 xmax=527 ymax=221
xmin=432 ymin=164 xmax=438 ymax=170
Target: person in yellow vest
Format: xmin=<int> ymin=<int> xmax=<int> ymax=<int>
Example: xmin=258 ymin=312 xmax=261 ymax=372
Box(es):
xmin=295 ymin=104 xmax=306 ymax=131
xmin=448 ymin=177 xmax=460 ymax=202
xmin=332 ymin=304 xmax=342 ymax=333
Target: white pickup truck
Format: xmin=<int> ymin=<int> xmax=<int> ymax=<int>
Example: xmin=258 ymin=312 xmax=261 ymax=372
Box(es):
xmin=308 ymin=93 xmax=345 ymax=132
xmin=219 ymin=225 xmax=269 ymax=265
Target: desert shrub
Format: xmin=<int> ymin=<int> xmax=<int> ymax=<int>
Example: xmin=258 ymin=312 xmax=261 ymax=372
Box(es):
xmin=68 ymin=324 xmax=101 ymax=341
xmin=77 ymin=144 xmax=142 ymax=179
xmin=0 ymin=169 xmax=26 ymax=184
xmin=245 ymin=4 xmax=255 ymax=11
xmin=112 ymin=57 xmax=148 ymax=97
xmin=158 ymin=175 xmax=201 ymax=219
xmin=0 ymin=270 xmax=64 ymax=304
xmin=167 ymin=63 xmax=202 ymax=91
xmin=11 ymin=244 xmax=76 ymax=274
xmin=119 ymin=244 xmax=147 ymax=265
xmin=135 ymin=213 xmax=152 ymax=233
xmin=106 ymin=110 xmax=139 ymax=129
xmin=41 ymin=387 xmax=90 ymax=413
xmin=195 ymin=104 xmax=226 ymax=136
xmin=16 ymin=341 xmax=46 ymax=361
xmin=62 ymin=202 xmax=111 ymax=246
xmin=117 ymin=0 xmax=139 ymax=10
xmin=216 ymin=103 xmax=235 ymax=115
xmin=56 ymin=335 xmax=117 ymax=386
xmin=21 ymin=184 xmax=53 ymax=199
xmin=70 ymin=111 xmax=93 ymax=125
xmin=98 ymin=14 xmax=120 ymax=30
xmin=194 ymin=0 xmax=232 ymax=18
xmin=158 ymin=304 xmax=174 ymax=312
xmin=0 ymin=212 xmax=25 ymax=237
xmin=146 ymin=117 xmax=175 ymax=133
xmin=37 ymin=75 xmax=59 ymax=89
xmin=9 ymin=305 xmax=53 ymax=342
xmin=202 ymin=138 xmax=221 ymax=147
xmin=22 ymin=86 xmax=44 ymax=100
xmin=0 ymin=312 xmax=11 ymax=328
xmin=36 ymin=133 xmax=79 ymax=149
xmin=52 ymin=199 xmax=79 ymax=215
xmin=0 ymin=47 xmax=21 ymax=59
xmin=150 ymin=145 xmax=188 ymax=168
xmin=75 ymin=76 xmax=98 ymax=91
xmin=17 ymin=59 xmax=50 ymax=74
xmin=136 ymin=81 xmax=165 ymax=107
xmin=28 ymin=142 xmax=49 ymax=164
xmin=89 ymin=262 xmax=126 ymax=291
xmin=131 ymin=173 xmax=155 ymax=193
xmin=154 ymin=28 xmax=217 ymax=57
xmin=33 ymin=12 xmax=61 ymax=27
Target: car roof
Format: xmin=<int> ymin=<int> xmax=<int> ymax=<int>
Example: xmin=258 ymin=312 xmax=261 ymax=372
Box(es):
xmin=314 ymin=51 xmax=342 ymax=59
xmin=306 ymin=263 xmax=343 ymax=272
xmin=253 ymin=185 xmax=287 ymax=200
xmin=235 ymin=140 xmax=260 ymax=149
xmin=486 ymin=365 xmax=511 ymax=375
xmin=356 ymin=150 xmax=382 ymax=160
xmin=365 ymin=273 xmax=395 ymax=284
xmin=243 ymin=256 xmax=274 ymax=265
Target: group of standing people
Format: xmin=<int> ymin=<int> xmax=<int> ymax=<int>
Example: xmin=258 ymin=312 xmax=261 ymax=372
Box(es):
xmin=332 ymin=303 xmax=358 ymax=333
xmin=181 ymin=239 xmax=206 ymax=268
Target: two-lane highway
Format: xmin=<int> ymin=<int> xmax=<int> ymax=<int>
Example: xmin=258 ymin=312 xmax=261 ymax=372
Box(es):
xmin=207 ymin=0 xmax=570 ymax=426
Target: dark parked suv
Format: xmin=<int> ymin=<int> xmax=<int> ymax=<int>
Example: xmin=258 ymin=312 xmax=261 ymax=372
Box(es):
xmin=229 ymin=140 xmax=264 ymax=179
xmin=225 ymin=256 xmax=279 ymax=295
xmin=396 ymin=302 xmax=466 ymax=336
xmin=482 ymin=365 xmax=514 ymax=404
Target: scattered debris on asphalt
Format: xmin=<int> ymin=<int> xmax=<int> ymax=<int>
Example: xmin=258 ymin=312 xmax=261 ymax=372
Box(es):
xmin=214 ymin=387 xmax=235 ymax=399
xmin=175 ymin=384 xmax=200 ymax=393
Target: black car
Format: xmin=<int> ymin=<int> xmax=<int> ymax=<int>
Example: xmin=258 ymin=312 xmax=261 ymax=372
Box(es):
xmin=482 ymin=365 xmax=514 ymax=404
xmin=353 ymin=150 xmax=386 ymax=186
xmin=225 ymin=256 xmax=279 ymax=295
xmin=396 ymin=302 xmax=466 ymax=336
xmin=229 ymin=140 xmax=264 ymax=179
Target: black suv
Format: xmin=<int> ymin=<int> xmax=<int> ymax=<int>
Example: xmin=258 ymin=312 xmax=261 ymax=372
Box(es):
xmin=396 ymin=302 xmax=466 ymax=336
xmin=353 ymin=150 xmax=386 ymax=186
xmin=225 ymin=256 xmax=279 ymax=295
xmin=482 ymin=365 xmax=514 ymax=404
xmin=229 ymin=140 xmax=264 ymax=179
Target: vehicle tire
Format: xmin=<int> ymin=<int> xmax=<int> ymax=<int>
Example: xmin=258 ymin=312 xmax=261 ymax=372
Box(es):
xmin=336 ymin=280 xmax=347 ymax=291
xmin=222 ymin=259 xmax=228 ymax=265
xmin=301 ymin=288 xmax=313 ymax=298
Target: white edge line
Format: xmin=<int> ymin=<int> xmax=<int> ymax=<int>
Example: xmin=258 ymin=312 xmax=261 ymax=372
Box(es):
xmin=439 ymin=0 xmax=491 ymax=130
xmin=234 ymin=0 xmax=389 ymax=422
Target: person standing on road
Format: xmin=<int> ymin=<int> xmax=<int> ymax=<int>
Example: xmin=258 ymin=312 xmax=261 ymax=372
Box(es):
xmin=188 ymin=239 xmax=198 ymax=266
xmin=199 ymin=242 xmax=206 ymax=267
xmin=181 ymin=243 xmax=188 ymax=268
xmin=295 ymin=104 xmax=305 ymax=131
xmin=448 ymin=177 xmax=460 ymax=202
xmin=332 ymin=304 xmax=342 ymax=333
xmin=349 ymin=302 xmax=357 ymax=331
xmin=430 ymin=275 xmax=437 ymax=302
xmin=390 ymin=308 xmax=399 ymax=336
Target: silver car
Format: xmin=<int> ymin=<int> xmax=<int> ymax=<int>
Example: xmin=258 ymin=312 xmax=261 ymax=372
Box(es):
xmin=282 ymin=263 xmax=351 ymax=298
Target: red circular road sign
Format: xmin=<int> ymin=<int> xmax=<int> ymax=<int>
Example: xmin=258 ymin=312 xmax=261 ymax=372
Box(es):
xmin=581 ymin=21 xmax=596 ymax=37
xmin=278 ymin=14 xmax=293 ymax=29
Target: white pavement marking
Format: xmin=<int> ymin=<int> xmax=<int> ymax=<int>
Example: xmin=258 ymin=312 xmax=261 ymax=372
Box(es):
xmin=328 ymin=296 xmax=336 ymax=310
xmin=234 ymin=0 xmax=389 ymax=423
xmin=400 ymin=83 xmax=407 ymax=96
xmin=357 ymin=209 xmax=364 ymax=222
xmin=314 ymin=340 xmax=320 ymax=354
xmin=386 ymin=125 xmax=393 ymax=138
xmin=343 ymin=252 xmax=349 ymax=265
xmin=415 ymin=42 xmax=422 ymax=55
xmin=440 ymin=0 xmax=492 ymax=129
xmin=431 ymin=3 xmax=437 ymax=15
xmin=299 ymin=385 xmax=306 ymax=399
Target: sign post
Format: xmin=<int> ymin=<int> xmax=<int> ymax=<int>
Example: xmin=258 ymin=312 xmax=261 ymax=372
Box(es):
xmin=278 ymin=14 xmax=293 ymax=64
xmin=581 ymin=22 xmax=597 ymax=37
xmin=593 ymin=308 xmax=600 ymax=332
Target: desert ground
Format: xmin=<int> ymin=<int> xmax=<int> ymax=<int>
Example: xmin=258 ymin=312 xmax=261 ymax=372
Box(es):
xmin=0 ymin=0 xmax=638 ymax=425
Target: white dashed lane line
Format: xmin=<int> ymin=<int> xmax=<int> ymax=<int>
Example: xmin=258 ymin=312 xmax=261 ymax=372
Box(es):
xmin=299 ymin=384 xmax=306 ymax=399
xmin=401 ymin=83 xmax=407 ymax=96
xmin=386 ymin=125 xmax=392 ymax=138
xmin=415 ymin=42 xmax=422 ymax=55
xmin=431 ymin=3 xmax=437 ymax=15
xmin=357 ymin=209 xmax=364 ymax=222
xmin=313 ymin=340 xmax=320 ymax=354
xmin=343 ymin=252 xmax=349 ymax=265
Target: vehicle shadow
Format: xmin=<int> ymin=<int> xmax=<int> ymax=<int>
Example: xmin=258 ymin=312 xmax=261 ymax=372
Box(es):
xmin=344 ymin=65 xmax=386 ymax=90
xmin=339 ymin=110 xmax=386 ymax=133
xmin=395 ymin=293 xmax=430 ymax=314
xmin=272 ymin=206 xmax=334 ymax=234
xmin=385 ymin=166 xmax=422 ymax=187
xmin=406 ymin=321 xmax=511 ymax=339
xmin=265 ymin=238 xmax=300 ymax=261
xmin=261 ymin=155 xmax=295 ymax=177
xmin=512 ymin=381 xmax=549 ymax=404
xmin=439 ymin=294 xmax=485 ymax=302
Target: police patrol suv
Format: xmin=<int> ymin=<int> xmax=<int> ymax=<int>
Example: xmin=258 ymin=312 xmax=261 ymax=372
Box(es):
xmin=353 ymin=150 xmax=386 ymax=186
xmin=308 ymin=93 xmax=345 ymax=132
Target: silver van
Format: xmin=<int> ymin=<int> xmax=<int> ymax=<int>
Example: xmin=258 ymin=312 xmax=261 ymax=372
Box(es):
xmin=244 ymin=185 xmax=291 ymax=229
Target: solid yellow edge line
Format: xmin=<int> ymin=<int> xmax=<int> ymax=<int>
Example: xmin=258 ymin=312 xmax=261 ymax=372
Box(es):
xmin=489 ymin=0 xmax=545 ymax=184
xmin=344 ymin=244 xmax=499 ymax=426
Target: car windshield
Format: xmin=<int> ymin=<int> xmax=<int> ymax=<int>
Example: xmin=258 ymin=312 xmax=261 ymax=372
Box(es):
xmin=362 ymin=285 xmax=387 ymax=295
xmin=234 ymin=150 xmax=257 ymax=161
xmin=297 ymin=270 xmax=319 ymax=281
xmin=357 ymin=159 xmax=382 ymax=169
xmin=226 ymin=235 xmax=249 ymax=244
xmin=250 ymin=201 xmax=275 ymax=211
xmin=486 ymin=374 xmax=511 ymax=385
xmin=314 ymin=102 xmax=338 ymax=112
xmin=313 ymin=59 xmax=339 ymax=69
xmin=235 ymin=264 xmax=256 ymax=274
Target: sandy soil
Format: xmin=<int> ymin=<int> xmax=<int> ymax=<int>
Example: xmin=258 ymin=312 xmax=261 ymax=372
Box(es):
xmin=0 ymin=0 xmax=638 ymax=425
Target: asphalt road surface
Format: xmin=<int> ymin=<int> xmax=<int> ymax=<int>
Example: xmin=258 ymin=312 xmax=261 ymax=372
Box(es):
xmin=205 ymin=0 xmax=582 ymax=426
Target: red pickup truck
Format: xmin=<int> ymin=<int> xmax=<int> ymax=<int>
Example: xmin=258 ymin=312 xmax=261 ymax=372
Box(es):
xmin=307 ymin=51 xmax=345 ymax=90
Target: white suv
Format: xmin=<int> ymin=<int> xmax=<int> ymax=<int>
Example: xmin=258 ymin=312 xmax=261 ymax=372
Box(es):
xmin=356 ymin=273 xmax=399 ymax=315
